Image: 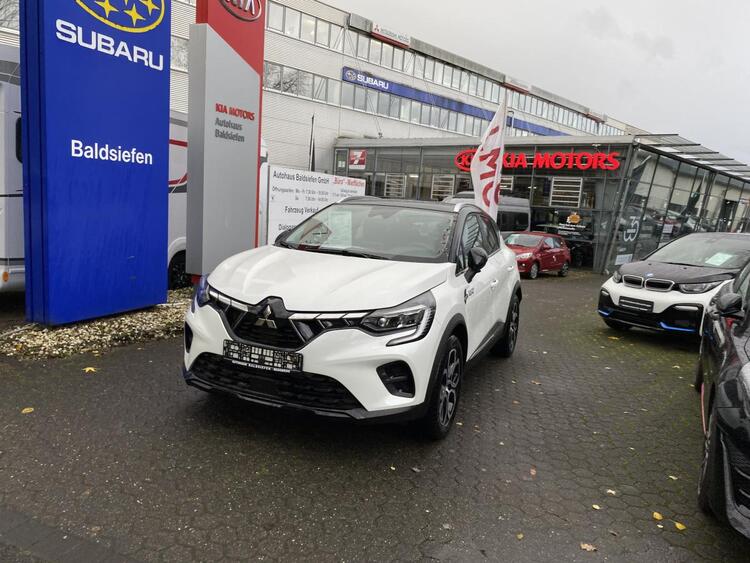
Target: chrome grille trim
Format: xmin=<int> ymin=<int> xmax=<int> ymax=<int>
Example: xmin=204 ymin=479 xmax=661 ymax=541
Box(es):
xmin=644 ymin=278 xmax=675 ymax=292
xmin=623 ymin=275 xmax=643 ymax=288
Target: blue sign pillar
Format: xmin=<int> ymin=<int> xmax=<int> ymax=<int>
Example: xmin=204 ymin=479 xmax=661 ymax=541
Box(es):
xmin=20 ymin=0 xmax=170 ymax=325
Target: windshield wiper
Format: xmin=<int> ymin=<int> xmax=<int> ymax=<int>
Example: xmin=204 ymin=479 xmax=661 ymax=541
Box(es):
xmin=276 ymin=240 xmax=298 ymax=249
xmin=306 ymin=248 xmax=388 ymax=260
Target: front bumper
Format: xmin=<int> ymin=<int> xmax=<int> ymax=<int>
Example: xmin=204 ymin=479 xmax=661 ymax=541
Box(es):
xmin=516 ymin=259 xmax=533 ymax=274
xmin=597 ymin=278 xmax=718 ymax=334
xmin=183 ymin=299 xmax=442 ymax=420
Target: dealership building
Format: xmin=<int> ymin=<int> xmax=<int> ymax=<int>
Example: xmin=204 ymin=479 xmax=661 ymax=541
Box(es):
xmin=1 ymin=0 xmax=749 ymax=272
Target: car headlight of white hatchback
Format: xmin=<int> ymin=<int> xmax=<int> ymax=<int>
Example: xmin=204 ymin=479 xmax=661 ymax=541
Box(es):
xmin=678 ymin=281 xmax=722 ymax=294
xmin=361 ymin=291 xmax=436 ymax=346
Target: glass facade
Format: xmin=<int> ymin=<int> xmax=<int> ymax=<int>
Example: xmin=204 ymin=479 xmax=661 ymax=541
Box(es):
xmin=334 ymin=141 xmax=750 ymax=273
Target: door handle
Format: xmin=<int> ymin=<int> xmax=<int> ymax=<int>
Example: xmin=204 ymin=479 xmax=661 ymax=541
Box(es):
xmin=506 ymin=266 xmax=514 ymax=271
xmin=490 ymin=279 xmax=499 ymax=289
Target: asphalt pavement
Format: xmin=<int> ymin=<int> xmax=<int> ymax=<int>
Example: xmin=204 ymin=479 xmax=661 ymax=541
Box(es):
xmin=1 ymin=272 xmax=748 ymax=562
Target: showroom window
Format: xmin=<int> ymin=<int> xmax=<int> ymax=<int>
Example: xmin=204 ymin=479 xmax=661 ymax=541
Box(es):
xmin=315 ymin=20 xmax=330 ymax=47
xmin=284 ymin=8 xmax=301 ymax=38
xmin=267 ymin=1 xmax=284 ymax=32
xmin=300 ymin=13 xmax=315 ymax=43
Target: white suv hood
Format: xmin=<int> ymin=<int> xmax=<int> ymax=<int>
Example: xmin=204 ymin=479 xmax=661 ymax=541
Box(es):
xmin=208 ymin=246 xmax=451 ymax=312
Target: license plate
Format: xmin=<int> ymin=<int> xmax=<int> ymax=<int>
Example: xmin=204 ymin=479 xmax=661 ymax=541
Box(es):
xmin=223 ymin=340 xmax=303 ymax=373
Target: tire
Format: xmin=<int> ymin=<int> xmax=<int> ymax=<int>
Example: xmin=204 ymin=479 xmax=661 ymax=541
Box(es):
xmin=168 ymin=251 xmax=191 ymax=290
xmin=698 ymin=407 xmax=726 ymax=519
xmin=604 ymin=318 xmax=631 ymax=331
xmin=558 ymin=261 xmax=570 ymax=277
xmin=492 ymin=293 xmax=520 ymax=358
xmin=527 ymin=262 xmax=540 ymax=280
xmin=420 ymin=334 xmax=464 ymax=440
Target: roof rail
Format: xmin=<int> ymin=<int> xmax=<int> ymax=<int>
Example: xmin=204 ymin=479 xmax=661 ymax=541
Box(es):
xmin=336 ymin=195 xmax=382 ymax=203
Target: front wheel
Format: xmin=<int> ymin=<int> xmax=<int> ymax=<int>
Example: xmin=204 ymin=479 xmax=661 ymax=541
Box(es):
xmin=527 ymin=262 xmax=540 ymax=280
xmin=420 ymin=335 xmax=464 ymax=440
xmin=558 ymin=261 xmax=570 ymax=277
xmin=492 ymin=294 xmax=520 ymax=358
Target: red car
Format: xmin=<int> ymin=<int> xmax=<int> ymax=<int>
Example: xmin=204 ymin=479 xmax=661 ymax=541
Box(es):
xmin=505 ymin=232 xmax=572 ymax=279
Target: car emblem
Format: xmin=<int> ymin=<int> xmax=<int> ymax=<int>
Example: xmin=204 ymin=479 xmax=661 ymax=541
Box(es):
xmin=219 ymin=0 xmax=264 ymax=22
xmin=254 ymin=305 xmax=277 ymax=329
xmin=77 ymin=0 xmax=166 ymax=34
xmin=645 ymin=272 xmax=654 ymax=278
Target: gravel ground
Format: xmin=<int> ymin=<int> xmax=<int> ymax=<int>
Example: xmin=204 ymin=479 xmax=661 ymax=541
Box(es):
xmin=0 ymin=289 xmax=192 ymax=360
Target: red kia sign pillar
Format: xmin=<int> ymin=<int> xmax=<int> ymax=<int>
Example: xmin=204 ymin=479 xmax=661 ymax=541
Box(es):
xmin=187 ymin=0 xmax=266 ymax=275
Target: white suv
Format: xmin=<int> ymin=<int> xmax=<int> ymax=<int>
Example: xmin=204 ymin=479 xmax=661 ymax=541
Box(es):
xmin=183 ymin=197 xmax=521 ymax=438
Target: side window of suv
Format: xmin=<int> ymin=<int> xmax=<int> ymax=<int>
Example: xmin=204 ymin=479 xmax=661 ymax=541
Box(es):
xmin=481 ymin=216 xmax=500 ymax=254
xmin=458 ymin=214 xmax=484 ymax=271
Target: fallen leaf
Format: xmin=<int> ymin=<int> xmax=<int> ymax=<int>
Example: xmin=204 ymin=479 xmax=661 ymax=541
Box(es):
xmin=512 ymin=400 xmax=520 ymax=405
xmin=516 ymin=533 xmax=524 ymax=540
xmin=21 ymin=407 xmax=34 ymax=414
xmin=606 ymin=489 xmax=617 ymax=496
xmin=456 ymin=422 xmax=463 ymax=426
xmin=608 ymin=336 xmax=620 ymax=341
xmin=608 ymin=530 xmax=618 ymax=537
xmin=672 ymin=365 xmax=681 ymax=369
xmin=580 ymin=543 xmax=597 ymax=552
xmin=674 ymin=522 xmax=686 ymax=531
xmin=82 ymin=367 xmax=98 ymax=374
xmin=653 ymin=512 xmax=663 ymax=521
xmin=592 ymin=504 xmax=601 ymax=510
xmin=668 ymin=475 xmax=679 ymax=481
xmin=531 ymin=380 xmax=542 ymax=385
xmin=442 ymin=523 xmax=453 ymax=530
xmin=411 ymin=467 xmax=422 ymax=473
xmin=530 ymin=467 xmax=537 ymax=477
xmin=657 ymin=524 xmax=664 ymax=529
xmin=389 ymin=466 xmax=396 ymax=471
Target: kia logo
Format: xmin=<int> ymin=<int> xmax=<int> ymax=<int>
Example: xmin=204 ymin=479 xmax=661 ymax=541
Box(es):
xmin=454 ymin=149 xmax=477 ymax=172
xmin=220 ymin=0 xmax=263 ymax=22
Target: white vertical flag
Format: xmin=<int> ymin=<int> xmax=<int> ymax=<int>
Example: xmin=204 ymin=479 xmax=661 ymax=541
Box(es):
xmin=470 ymin=96 xmax=508 ymax=219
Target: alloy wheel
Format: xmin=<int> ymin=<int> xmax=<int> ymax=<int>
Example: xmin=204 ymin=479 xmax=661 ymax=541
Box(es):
xmin=507 ymin=301 xmax=519 ymax=353
xmin=438 ymin=347 xmax=461 ymax=428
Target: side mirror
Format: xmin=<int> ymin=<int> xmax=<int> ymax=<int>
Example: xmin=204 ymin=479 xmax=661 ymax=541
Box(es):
xmin=466 ymin=247 xmax=488 ymax=282
xmin=716 ymin=292 xmax=744 ymax=318
xmin=275 ymin=229 xmax=291 ymax=245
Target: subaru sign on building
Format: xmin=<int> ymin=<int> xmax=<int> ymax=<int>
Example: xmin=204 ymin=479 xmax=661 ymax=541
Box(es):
xmin=20 ymin=0 xmax=171 ymax=325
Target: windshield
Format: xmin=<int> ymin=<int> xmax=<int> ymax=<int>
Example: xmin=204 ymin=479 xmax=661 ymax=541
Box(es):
xmin=280 ymin=203 xmax=456 ymax=263
xmin=505 ymin=233 xmax=542 ymax=247
xmin=647 ymin=234 xmax=750 ymax=269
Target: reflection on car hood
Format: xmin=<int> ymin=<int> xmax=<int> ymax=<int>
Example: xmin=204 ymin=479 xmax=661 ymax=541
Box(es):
xmin=208 ymin=245 xmax=451 ymax=311
xmin=620 ymin=260 xmax=738 ymax=284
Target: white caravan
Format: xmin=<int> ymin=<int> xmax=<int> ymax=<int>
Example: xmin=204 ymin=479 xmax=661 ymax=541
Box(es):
xmin=0 ymin=45 xmax=268 ymax=293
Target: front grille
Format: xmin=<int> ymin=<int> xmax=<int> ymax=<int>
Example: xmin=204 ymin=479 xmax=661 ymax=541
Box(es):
xmin=623 ymin=275 xmax=643 ymax=288
xmin=231 ymin=313 xmax=302 ymax=349
xmin=618 ymin=296 xmax=654 ymax=313
xmin=189 ymin=353 xmax=363 ymax=412
xmin=644 ymin=279 xmax=674 ymax=291
xmin=207 ymin=290 xmax=303 ymax=350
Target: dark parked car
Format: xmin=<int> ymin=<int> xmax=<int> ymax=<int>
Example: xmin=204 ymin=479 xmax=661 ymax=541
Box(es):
xmin=695 ymin=263 xmax=750 ymax=539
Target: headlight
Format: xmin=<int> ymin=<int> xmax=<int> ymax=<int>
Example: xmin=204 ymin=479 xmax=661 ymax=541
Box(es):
xmin=612 ymin=270 xmax=622 ymax=283
xmin=679 ymin=281 xmax=722 ymax=294
xmin=516 ymin=252 xmax=533 ymax=260
xmin=191 ymin=275 xmax=211 ymax=312
xmin=361 ymin=291 xmax=436 ymax=346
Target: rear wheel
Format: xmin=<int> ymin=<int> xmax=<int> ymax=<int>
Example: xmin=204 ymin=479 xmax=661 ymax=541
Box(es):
xmin=168 ymin=251 xmax=191 ymax=290
xmin=493 ymin=294 xmax=520 ymax=358
xmin=604 ymin=318 xmax=631 ymax=331
xmin=558 ymin=261 xmax=570 ymax=277
xmin=698 ymin=407 xmax=726 ymax=519
xmin=527 ymin=262 xmax=539 ymax=280
xmin=420 ymin=335 xmax=464 ymax=440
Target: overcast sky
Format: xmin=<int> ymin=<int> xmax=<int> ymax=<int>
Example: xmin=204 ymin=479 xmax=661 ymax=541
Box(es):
xmin=327 ymin=0 xmax=749 ymax=164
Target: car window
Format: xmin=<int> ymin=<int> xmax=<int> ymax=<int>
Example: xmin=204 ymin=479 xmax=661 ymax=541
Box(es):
xmin=544 ymin=237 xmax=556 ymax=248
xmin=481 ymin=216 xmax=500 ymax=254
xmin=647 ymin=234 xmax=750 ymax=269
xmin=458 ymin=214 xmax=484 ymax=270
xmin=505 ymin=233 xmax=542 ymax=247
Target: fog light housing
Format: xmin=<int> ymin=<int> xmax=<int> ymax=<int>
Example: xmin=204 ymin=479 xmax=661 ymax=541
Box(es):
xmin=377 ymin=361 xmax=415 ymax=398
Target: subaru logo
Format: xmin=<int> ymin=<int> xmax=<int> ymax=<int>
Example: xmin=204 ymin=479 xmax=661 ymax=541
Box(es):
xmin=254 ymin=305 xmax=277 ymax=329
xmin=344 ymin=69 xmax=358 ymax=82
